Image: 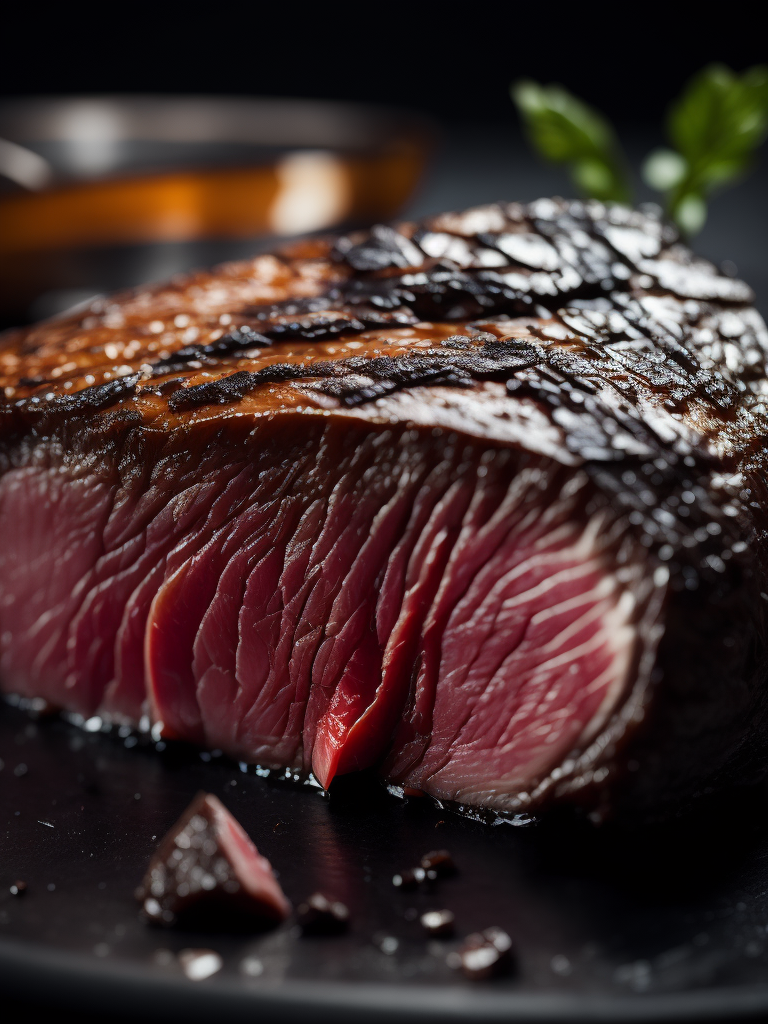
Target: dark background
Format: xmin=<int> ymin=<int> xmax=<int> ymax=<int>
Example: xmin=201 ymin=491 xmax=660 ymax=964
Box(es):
xmin=2 ymin=4 xmax=767 ymax=309
xmin=1 ymin=6 xmax=764 ymax=127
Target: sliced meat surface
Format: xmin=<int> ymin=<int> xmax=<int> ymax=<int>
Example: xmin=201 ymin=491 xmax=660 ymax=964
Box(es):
xmin=0 ymin=420 xmax=660 ymax=811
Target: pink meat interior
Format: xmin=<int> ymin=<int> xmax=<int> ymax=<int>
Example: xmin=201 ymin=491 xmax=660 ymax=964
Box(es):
xmin=0 ymin=419 xmax=650 ymax=807
xmin=207 ymin=794 xmax=291 ymax=919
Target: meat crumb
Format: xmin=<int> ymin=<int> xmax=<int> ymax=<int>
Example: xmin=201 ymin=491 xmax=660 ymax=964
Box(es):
xmin=420 ymin=850 xmax=456 ymax=878
xmin=420 ymin=909 xmax=455 ymax=937
xmin=136 ymin=791 xmax=289 ymax=928
xmin=449 ymin=927 xmax=514 ymax=980
xmin=297 ymin=892 xmax=350 ymax=935
xmin=392 ymin=867 xmax=425 ymax=890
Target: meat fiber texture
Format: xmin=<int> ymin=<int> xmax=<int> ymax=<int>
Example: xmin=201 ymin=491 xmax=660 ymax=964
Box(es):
xmin=1 ymin=197 xmax=768 ymax=822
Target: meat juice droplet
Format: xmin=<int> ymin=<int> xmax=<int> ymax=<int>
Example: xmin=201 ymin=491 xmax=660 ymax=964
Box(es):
xmin=240 ymin=956 xmax=264 ymax=977
xmin=178 ymin=948 xmax=223 ymax=981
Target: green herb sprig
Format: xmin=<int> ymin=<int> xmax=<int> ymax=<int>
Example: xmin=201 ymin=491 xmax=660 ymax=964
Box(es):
xmin=511 ymin=64 xmax=768 ymax=235
xmin=510 ymin=81 xmax=632 ymax=204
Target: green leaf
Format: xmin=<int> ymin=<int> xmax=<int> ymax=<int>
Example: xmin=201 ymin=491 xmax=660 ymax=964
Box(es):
xmin=511 ymin=80 xmax=632 ymax=204
xmin=642 ymin=149 xmax=687 ymax=191
xmin=511 ymin=64 xmax=768 ymax=237
xmin=572 ymin=158 xmax=617 ymax=196
xmin=671 ymin=193 xmax=707 ymax=235
xmin=661 ymin=63 xmax=768 ymax=233
xmin=668 ymin=63 xmax=768 ymax=172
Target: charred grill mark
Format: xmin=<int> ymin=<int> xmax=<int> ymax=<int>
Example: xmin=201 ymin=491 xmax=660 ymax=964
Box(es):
xmin=154 ymin=284 xmax=746 ymax=425
xmin=22 ymin=374 xmax=141 ymax=415
xmin=164 ymin=316 xmax=743 ymax=449
xmin=312 ymin=360 xmax=476 ymax=407
xmin=166 ymin=338 xmax=549 ymax=412
xmin=165 ymin=362 xmax=357 ymax=411
xmin=149 ymin=310 xmax=420 ymax=374
xmin=151 ymin=328 xmax=272 ymax=373
xmin=71 ymin=374 xmax=141 ymax=411
xmin=245 ymin=295 xmax=347 ymax=319
xmin=329 ymin=200 xmax=755 ymax=330
xmin=340 ymin=267 xmax=543 ymax=321
xmin=331 ymin=368 xmax=472 ymax=407
xmin=266 ymin=315 xmax=369 ymax=340
xmin=332 ymin=223 xmax=426 ymax=271
xmin=168 ymin=370 xmax=266 ymax=410
xmin=259 ymin=309 xmax=420 ymax=340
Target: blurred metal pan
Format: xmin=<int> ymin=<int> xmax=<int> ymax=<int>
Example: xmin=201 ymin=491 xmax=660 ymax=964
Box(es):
xmin=0 ymin=96 xmax=433 ymax=325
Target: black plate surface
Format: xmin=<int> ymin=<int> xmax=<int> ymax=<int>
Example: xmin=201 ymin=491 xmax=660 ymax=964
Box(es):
xmin=3 ymin=702 xmax=768 ymax=1022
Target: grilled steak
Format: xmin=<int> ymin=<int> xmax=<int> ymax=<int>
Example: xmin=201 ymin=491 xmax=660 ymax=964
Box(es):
xmin=1 ymin=198 xmax=767 ymax=820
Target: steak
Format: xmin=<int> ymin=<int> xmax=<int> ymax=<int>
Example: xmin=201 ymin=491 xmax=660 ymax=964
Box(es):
xmin=1 ymin=197 xmax=767 ymax=820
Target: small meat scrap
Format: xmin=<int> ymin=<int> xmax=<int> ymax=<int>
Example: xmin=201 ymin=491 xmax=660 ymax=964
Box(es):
xmin=451 ymin=927 xmax=514 ymax=980
xmin=136 ymin=792 xmax=290 ymax=927
xmin=296 ymin=892 xmax=350 ymax=935
xmin=420 ymin=909 xmax=455 ymax=937
xmin=420 ymin=850 xmax=456 ymax=879
xmin=392 ymin=867 xmax=425 ymax=890
xmin=394 ymin=850 xmax=456 ymax=889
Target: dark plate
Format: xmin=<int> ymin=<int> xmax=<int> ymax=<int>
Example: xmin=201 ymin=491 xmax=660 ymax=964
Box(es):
xmin=3 ymin=703 xmax=768 ymax=1022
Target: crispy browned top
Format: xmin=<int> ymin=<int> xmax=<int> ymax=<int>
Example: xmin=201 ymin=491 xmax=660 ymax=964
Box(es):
xmin=0 ymin=198 xmax=765 ymax=467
